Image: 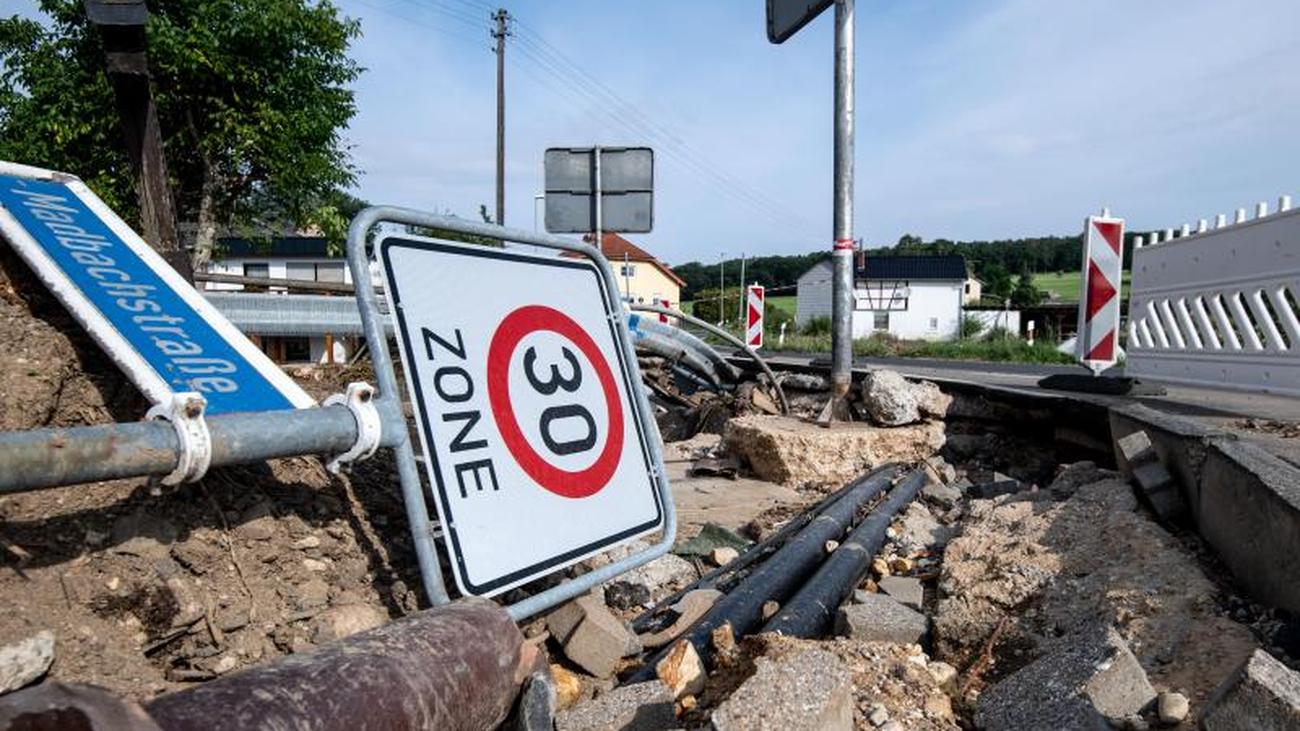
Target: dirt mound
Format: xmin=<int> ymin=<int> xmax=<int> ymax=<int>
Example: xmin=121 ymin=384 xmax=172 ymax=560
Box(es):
xmin=0 ymin=256 xmax=421 ymax=700
xmin=933 ymin=463 xmax=1256 ymax=713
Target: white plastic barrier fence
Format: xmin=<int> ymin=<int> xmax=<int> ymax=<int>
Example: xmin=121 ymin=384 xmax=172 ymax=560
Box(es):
xmin=1126 ymin=195 xmax=1299 ymax=395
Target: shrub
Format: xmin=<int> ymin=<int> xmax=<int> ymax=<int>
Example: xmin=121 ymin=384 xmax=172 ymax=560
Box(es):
xmin=960 ymin=315 xmax=985 ymax=339
xmin=984 ymin=326 xmax=1013 ymax=341
xmin=802 ymin=316 xmax=832 ymax=336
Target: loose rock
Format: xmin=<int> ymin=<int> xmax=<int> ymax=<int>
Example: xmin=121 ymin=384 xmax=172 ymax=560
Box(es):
xmin=975 ymin=623 xmax=1156 ymax=730
xmin=555 ymin=680 xmax=675 ymax=731
xmin=310 ymin=604 xmax=386 ymax=643
xmin=0 ymin=631 xmax=54 ymax=694
xmin=711 ymin=648 xmax=854 ymax=731
xmin=1201 ymin=649 xmax=1300 ymax=730
xmin=548 ymin=595 xmax=640 ymax=678
xmin=711 ymin=547 xmax=739 ymax=566
xmin=860 ymin=370 xmax=921 ymax=426
xmin=655 ymin=640 xmax=705 ymax=699
xmin=1156 ymin=690 xmax=1189 ymax=725
xmin=876 ymin=576 xmax=924 ymax=611
xmin=550 ymin=664 xmax=583 ymax=712
xmin=836 ymin=594 xmax=928 ymax=645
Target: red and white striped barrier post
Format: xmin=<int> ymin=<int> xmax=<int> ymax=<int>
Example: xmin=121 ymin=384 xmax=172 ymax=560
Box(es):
xmin=746 ymin=284 xmax=765 ymax=348
xmin=1076 ymin=210 xmax=1125 ymax=375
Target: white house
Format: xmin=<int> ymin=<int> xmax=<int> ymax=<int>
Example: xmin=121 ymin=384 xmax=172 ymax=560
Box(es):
xmin=795 ymin=254 xmax=968 ymax=340
xmin=201 ymin=236 xmax=370 ymax=364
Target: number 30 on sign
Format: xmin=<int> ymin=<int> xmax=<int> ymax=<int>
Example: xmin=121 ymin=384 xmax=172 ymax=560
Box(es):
xmin=380 ymin=238 xmax=664 ymax=596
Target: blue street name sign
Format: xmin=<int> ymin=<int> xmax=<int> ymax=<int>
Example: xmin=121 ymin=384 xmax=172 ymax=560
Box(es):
xmin=0 ymin=167 xmax=313 ymax=415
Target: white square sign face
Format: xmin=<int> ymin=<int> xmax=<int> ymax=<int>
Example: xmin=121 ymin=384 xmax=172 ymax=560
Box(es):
xmin=380 ymin=237 xmax=665 ymax=596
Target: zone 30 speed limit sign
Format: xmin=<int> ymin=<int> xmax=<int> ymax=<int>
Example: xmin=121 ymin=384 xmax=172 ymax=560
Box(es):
xmin=380 ymin=237 xmax=665 ymax=596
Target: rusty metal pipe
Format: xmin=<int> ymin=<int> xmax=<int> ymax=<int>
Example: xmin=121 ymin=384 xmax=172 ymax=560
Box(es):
xmin=145 ymin=598 xmax=525 ymax=731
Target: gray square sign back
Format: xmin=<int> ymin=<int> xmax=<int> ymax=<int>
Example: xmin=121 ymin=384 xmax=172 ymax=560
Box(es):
xmin=544 ymin=147 xmax=653 ymax=234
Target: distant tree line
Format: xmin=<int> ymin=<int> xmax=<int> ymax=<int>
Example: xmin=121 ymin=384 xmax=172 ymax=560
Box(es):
xmin=674 ymin=230 xmax=1144 ymax=304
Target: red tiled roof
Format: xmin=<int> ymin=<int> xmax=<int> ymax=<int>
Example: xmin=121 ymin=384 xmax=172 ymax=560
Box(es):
xmin=579 ymin=232 xmax=685 ymax=287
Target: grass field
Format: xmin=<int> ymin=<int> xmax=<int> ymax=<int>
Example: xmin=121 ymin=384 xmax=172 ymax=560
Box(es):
xmin=1032 ymin=270 xmax=1132 ymax=301
xmin=679 ymin=294 xmax=795 ymax=319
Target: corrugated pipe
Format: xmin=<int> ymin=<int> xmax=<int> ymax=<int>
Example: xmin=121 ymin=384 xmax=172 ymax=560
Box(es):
xmin=763 ymin=468 xmax=927 ymax=637
xmin=629 ymin=303 xmax=789 ymax=414
xmin=627 ymin=326 xmax=723 ymax=388
xmin=628 ymin=465 xmax=899 ymax=682
xmin=628 ymin=314 xmax=742 ymax=382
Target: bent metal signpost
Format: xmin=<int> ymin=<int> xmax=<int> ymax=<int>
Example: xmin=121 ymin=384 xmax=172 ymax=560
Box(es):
xmin=0 ymin=163 xmax=313 ymax=414
xmin=380 ymin=237 xmax=665 ymax=596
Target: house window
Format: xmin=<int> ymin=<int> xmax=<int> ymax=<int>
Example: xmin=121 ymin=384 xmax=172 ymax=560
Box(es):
xmin=873 ymin=312 xmax=889 ymax=331
xmin=620 ymin=264 xmax=637 ymax=277
xmin=316 ymin=263 xmax=345 ymax=283
xmin=244 ymin=263 xmax=269 ymax=278
xmin=964 ymin=282 xmax=971 ymax=295
xmin=929 ymin=317 xmax=939 ymax=331
xmin=285 ymin=262 xmax=315 ymax=281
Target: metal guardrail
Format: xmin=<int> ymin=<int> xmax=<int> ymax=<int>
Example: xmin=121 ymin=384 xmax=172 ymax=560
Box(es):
xmin=1127 ymin=195 xmax=1299 ymax=395
xmin=203 ymin=292 xmax=390 ymax=338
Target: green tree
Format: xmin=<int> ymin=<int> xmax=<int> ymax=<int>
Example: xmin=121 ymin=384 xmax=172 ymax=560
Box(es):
xmin=1011 ymin=271 xmax=1045 ymax=308
xmin=981 ymin=262 xmax=1014 ymax=301
xmin=0 ymin=0 xmax=362 ymax=264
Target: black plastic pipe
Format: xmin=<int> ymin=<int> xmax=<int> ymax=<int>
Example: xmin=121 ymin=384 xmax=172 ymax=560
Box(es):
xmin=630 ymin=466 xmax=890 ymax=633
xmin=763 ymin=468 xmax=928 ymax=638
xmin=628 ymin=465 xmax=899 ymax=682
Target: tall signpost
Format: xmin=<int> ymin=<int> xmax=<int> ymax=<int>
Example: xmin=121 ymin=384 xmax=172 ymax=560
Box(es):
xmin=84 ymin=0 xmax=191 ymax=282
xmin=768 ymin=0 xmax=854 ymax=417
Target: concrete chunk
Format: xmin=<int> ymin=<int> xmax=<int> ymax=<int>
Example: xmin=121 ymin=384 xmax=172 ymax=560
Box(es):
xmin=721 ymin=415 xmax=944 ymax=488
xmin=711 ymin=649 xmax=853 ymax=731
xmin=555 ymin=680 xmax=676 ymax=731
xmin=549 ymin=595 xmax=641 ymax=678
xmin=835 ymin=593 xmax=928 ymax=645
xmin=876 ymin=575 xmax=924 ymax=611
xmin=860 ymin=369 xmax=921 ymax=426
xmin=1201 ymin=649 xmax=1300 ymax=730
xmin=975 ymin=623 xmax=1155 ymax=730
xmin=0 ymin=631 xmax=54 ymax=694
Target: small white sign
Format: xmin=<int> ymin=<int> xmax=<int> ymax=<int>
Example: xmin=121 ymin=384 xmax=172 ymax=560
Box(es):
xmin=380 ymin=237 xmax=665 ymax=596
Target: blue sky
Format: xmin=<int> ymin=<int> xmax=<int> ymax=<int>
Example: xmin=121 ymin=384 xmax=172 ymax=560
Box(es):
xmin=336 ymin=0 xmax=1299 ymax=265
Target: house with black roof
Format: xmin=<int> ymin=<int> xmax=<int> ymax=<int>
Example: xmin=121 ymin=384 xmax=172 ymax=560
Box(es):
xmin=795 ymin=254 xmax=972 ymax=340
xmin=201 ymin=236 xmax=368 ymax=363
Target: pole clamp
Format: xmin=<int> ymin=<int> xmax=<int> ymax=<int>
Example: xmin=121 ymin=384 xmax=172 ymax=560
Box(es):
xmin=323 ymin=382 xmax=382 ymax=474
xmin=146 ymin=392 xmax=212 ymax=485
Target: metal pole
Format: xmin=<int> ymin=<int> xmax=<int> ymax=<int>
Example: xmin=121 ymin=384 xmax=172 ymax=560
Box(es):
xmin=492 ymin=9 xmax=510 ymax=226
xmin=594 ymin=145 xmax=604 ymax=292
xmin=830 ymin=0 xmax=856 ymax=405
xmin=717 ymin=253 xmax=725 ymax=326
xmin=738 ymin=252 xmax=746 ymax=324
xmin=0 ymin=406 xmax=359 ymax=495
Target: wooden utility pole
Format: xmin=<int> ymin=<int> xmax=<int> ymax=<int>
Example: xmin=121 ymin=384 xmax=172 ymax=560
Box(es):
xmin=84 ymin=0 xmax=192 ymax=282
xmin=491 ymin=8 xmax=511 ymax=227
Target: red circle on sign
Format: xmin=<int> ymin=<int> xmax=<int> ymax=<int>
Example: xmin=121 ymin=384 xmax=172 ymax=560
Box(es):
xmin=487 ymin=305 xmax=624 ymax=499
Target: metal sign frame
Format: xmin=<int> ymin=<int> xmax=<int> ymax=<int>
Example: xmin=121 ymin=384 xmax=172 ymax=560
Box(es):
xmin=379 ymin=236 xmax=665 ymax=597
xmin=0 ymin=161 xmax=314 ymax=415
xmin=345 ymin=207 xmax=675 ymax=620
xmin=767 ymin=0 xmax=834 ymax=44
